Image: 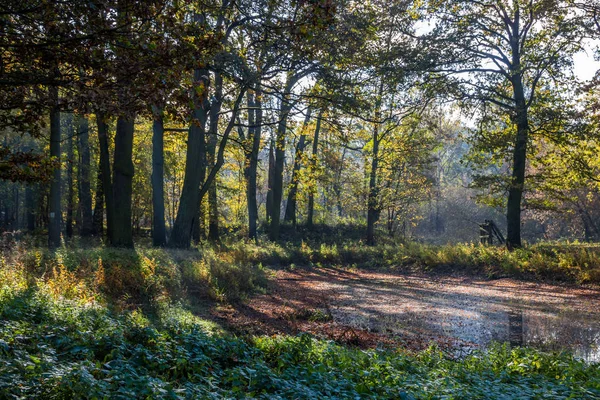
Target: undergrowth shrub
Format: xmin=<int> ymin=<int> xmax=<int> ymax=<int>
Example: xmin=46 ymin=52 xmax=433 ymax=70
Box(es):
xmin=1 ymin=245 xmax=267 ymax=309
xmin=181 ymin=246 xmax=267 ymax=302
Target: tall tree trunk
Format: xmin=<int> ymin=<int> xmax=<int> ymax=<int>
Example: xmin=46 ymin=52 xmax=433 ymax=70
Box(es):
xmin=266 ymin=137 xmax=275 ymax=224
xmin=111 ymin=116 xmax=135 ymax=247
xmin=168 ymin=70 xmax=209 ymax=248
xmin=245 ymin=89 xmax=263 ymax=240
xmin=306 ymin=110 xmax=323 ymax=228
xmin=269 ymin=76 xmax=295 ymax=241
xmin=334 ymin=147 xmax=346 ymax=218
xmin=65 ymin=113 xmax=74 ymax=239
xmin=48 ymin=86 xmax=61 ymax=248
xmin=13 ymin=185 xmax=19 ymax=230
xmin=506 ymin=18 xmax=529 ymax=250
xmin=77 ymin=115 xmax=94 ymax=236
xmin=207 ymin=73 xmax=223 ymax=242
xmin=366 ymin=81 xmax=384 ymax=246
xmin=25 ymin=183 xmax=36 ymax=232
xmin=506 ymin=103 xmax=528 ymax=249
xmin=97 ymin=114 xmax=115 ymax=243
xmin=92 ymin=167 xmax=104 ymax=236
xmin=151 ymin=110 xmax=167 ymax=246
xmin=284 ymin=107 xmax=312 ymax=225
xmin=366 ymin=130 xmax=380 ymax=246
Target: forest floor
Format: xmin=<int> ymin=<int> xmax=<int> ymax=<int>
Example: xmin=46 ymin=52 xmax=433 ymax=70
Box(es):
xmin=4 ymin=244 xmax=600 ymax=397
xmin=211 ymin=267 xmax=600 ymax=361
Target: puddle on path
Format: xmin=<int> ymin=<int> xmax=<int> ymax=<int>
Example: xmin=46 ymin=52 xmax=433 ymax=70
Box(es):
xmin=318 ymin=273 xmax=600 ymax=362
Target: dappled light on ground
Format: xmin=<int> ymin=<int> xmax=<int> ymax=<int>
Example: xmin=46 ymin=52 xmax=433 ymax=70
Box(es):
xmin=221 ymin=268 xmax=600 ymax=361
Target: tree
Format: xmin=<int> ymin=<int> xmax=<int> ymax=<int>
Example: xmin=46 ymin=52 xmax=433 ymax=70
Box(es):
xmin=48 ymin=86 xmax=61 ymax=248
xmin=65 ymin=114 xmax=75 ymax=239
xmin=76 ymin=115 xmax=94 ymax=237
xmin=306 ymin=110 xmax=323 ymax=228
xmin=431 ymin=0 xmax=585 ymax=248
xmin=151 ymin=108 xmax=167 ymax=246
xmin=284 ymin=107 xmax=313 ymax=226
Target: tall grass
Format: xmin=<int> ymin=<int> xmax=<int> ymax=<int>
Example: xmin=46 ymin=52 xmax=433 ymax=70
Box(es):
xmin=0 ymin=244 xmax=268 ymax=310
xmin=205 ymin=239 xmax=600 ymax=284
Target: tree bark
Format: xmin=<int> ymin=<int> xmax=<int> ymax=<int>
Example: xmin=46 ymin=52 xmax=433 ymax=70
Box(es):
xmin=48 ymin=86 xmax=61 ymax=248
xmin=207 ymin=73 xmax=223 ymax=242
xmin=25 ymin=183 xmax=36 ymax=232
xmin=245 ymin=88 xmax=262 ymax=240
xmin=306 ymin=110 xmax=323 ymax=228
xmin=169 ymin=70 xmax=209 ymax=248
xmin=334 ymin=147 xmax=346 ymax=218
xmin=77 ymin=115 xmax=94 ymax=236
xmin=284 ymin=107 xmax=312 ymax=225
xmin=97 ymin=114 xmax=115 ymax=243
xmin=266 ymin=138 xmax=275 ymax=224
xmin=269 ymin=75 xmax=295 ymax=241
xmin=366 ymin=81 xmax=384 ymax=246
xmin=366 ymin=127 xmax=380 ymax=246
xmin=92 ymin=164 xmax=104 ymax=236
xmin=111 ymin=116 xmax=135 ymax=247
xmin=65 ymin=113 xmax=74 ymax=239
xmin=506 ymin=16 xmax=529 ymax=250
xmin=151 ymin=111 xmax=167 ymax=246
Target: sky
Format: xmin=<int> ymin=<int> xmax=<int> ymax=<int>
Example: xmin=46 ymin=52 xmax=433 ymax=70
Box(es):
xmin=574 ymin=45 xmax=600 ymax=82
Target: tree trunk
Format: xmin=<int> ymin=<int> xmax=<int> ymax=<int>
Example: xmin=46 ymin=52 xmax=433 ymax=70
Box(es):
xmin=366 ymin=81 xmax=384 ymax=246
xmin=92 ymin=165 xmax=104 ymax=236
xmin=306 ymin=110 xmax=323 ymax=228
xmin=284 ymin=107 xmax=312 ymax=225
xmin=506 ymin=19 xmax=529 ymax=250
xmin=269 ymin=77 xmax=295 ymax=241
xmin=97 ymin=114 xmax=115 ymax=243
xmin=366 ymin=128 xmax=380 ymax=246
xmin=207 ymin=73 xmax=223 ymax=242
xmin=25 ymin=184 xmax=36 ymax=232
xmin=266 ymin=138 xmax=275 ymax=224
xmin=245 ymin=88 xmax=262 ymax=240
xmin=77 ymin=115 xmax=94 ymax=236
xmin=151 ymin=111 xmax=167 ymax=246
xmin=168 ymin=70 xmax=209 ymax=248
xmin=65 ymin=113 xmax=74 ymax=239
xmin=48 ymin=87 xmax=61 ymax=248
xmin=13 ymin=185 xmax=19 ymax=230
xmin=334 ymin=148 xmax=346 ymax=218
xmin=111 ymin=116 xmax=135 ymax=247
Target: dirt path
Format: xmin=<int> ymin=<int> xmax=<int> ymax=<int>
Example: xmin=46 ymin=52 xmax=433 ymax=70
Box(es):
xmin=213 ymin=268 xmax=600 ymax=360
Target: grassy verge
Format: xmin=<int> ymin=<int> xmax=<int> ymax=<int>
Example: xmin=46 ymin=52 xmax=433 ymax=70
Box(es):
xmin=0 ymin=266 xmax=599 ymax=399
xmin=215 ymin=239 xmax=600 ymax=284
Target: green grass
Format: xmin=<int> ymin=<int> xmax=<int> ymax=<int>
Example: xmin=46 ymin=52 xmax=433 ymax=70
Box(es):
xmin=0 ymin=268 xmax=599 ymax=399
xmin=209 ymin=238 xmax=600 ymax=284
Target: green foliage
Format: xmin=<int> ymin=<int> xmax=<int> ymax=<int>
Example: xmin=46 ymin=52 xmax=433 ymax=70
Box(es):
xmin=2 ymin=245 xmax=267 ymax=308
xmin=1 ymin=270 xmax=599 ymax=399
